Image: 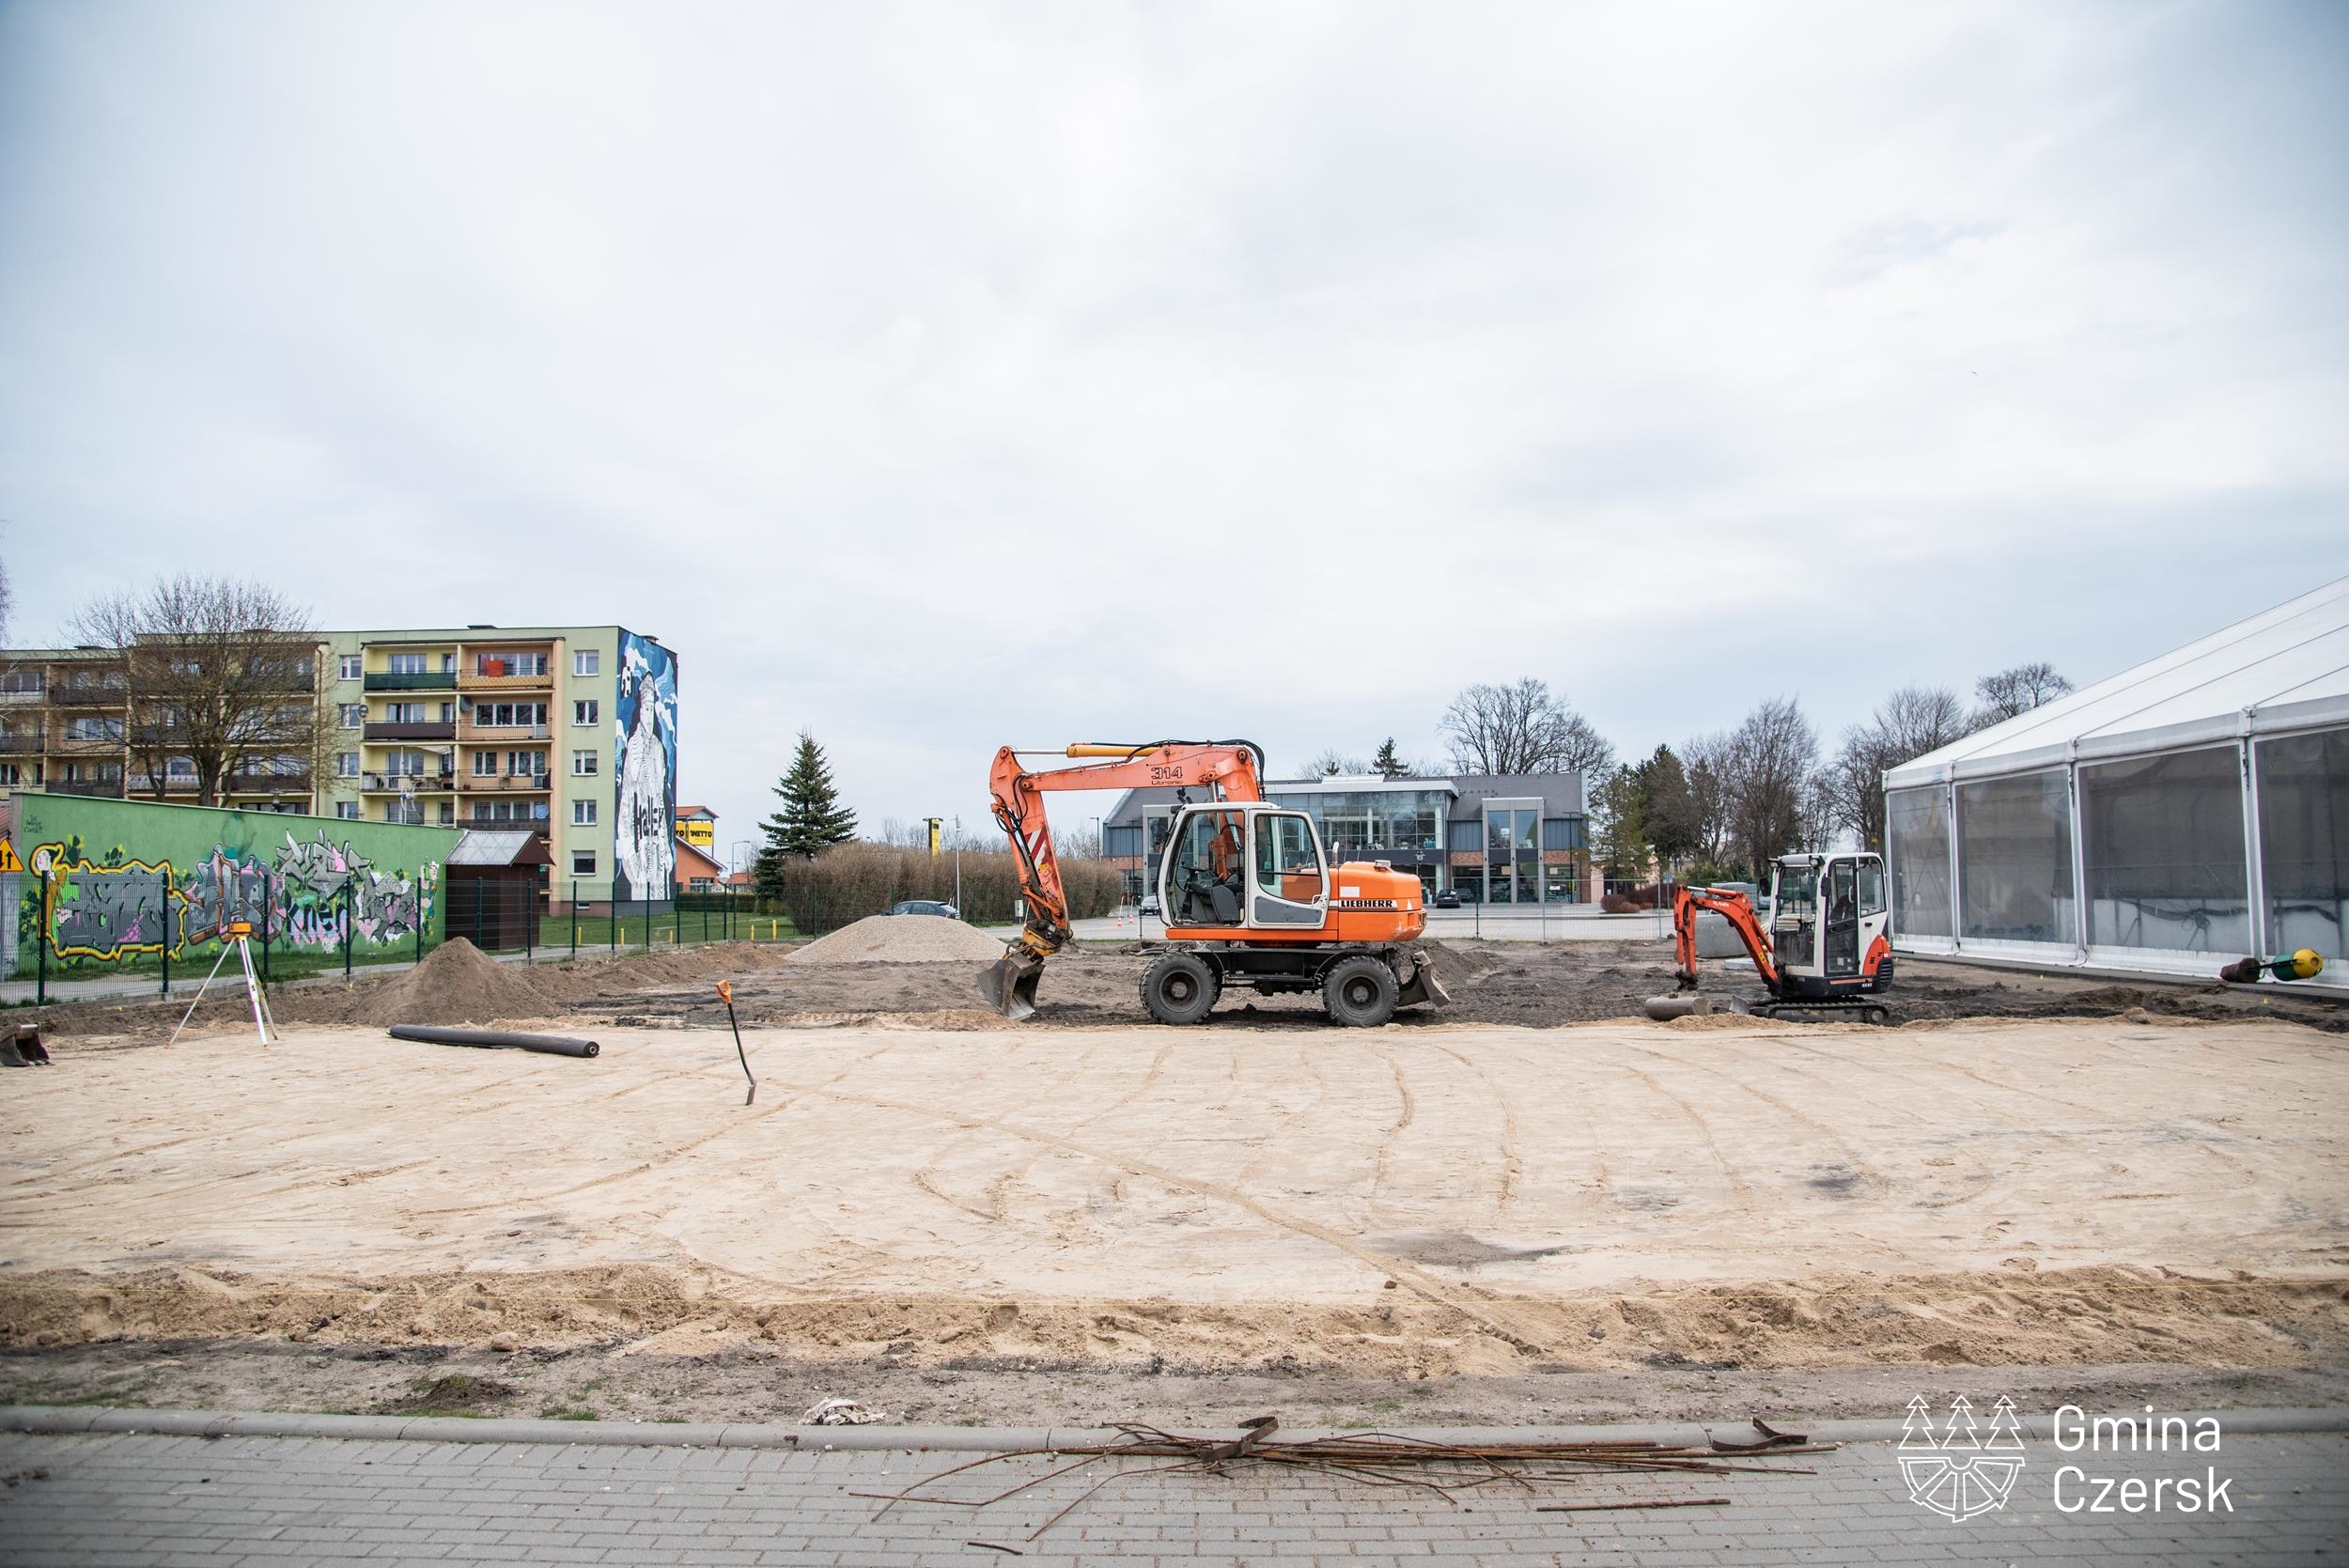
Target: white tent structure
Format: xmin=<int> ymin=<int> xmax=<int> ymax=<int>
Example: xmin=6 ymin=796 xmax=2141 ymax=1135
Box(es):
xmin=1883 ymin=576 xmax=2349 ymax=987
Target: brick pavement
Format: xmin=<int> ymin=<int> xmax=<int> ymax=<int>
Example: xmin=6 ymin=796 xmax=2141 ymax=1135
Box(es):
xmin=0 ymin=1429 xmax=2341 ymax=1565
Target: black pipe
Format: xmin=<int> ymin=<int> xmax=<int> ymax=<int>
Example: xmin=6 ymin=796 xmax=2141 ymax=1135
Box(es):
xmin=388 ymin=1024 xmax=599 ymax=1058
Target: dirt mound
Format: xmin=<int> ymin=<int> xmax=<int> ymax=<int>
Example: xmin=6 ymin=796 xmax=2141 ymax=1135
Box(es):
xmin=784 ymin=914 xmax=1006 ymax=966
xmin=327 ymin=938 xmax=560 ymax=1027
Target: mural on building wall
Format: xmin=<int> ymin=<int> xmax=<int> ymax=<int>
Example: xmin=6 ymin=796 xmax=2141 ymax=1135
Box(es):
xmin=22 ymin=828 xmax=440 ymax=965
xmin=613 ymin=629 xmax=678 ymax=902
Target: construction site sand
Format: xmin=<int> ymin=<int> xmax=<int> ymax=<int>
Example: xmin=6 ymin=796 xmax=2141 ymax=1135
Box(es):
xmin=781 ymin=913 xmax=1006 ymax=965
xmin=4 ymin=1014 xmax=2344 ymax=1375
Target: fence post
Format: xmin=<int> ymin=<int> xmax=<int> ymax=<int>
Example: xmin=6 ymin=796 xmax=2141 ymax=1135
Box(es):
xmin=344 ymin=874 xmax=354 ymax=980
xmin=474 ymin=877 xmax=485 ymax=951
xmin=525 ymin=882 xmax=535 ymax=964
xmin=675 ymin=895 xmax=682 ymax=948
xmin=160 ymin=867 xmax=172 ymax=998
xmin=609 ymin=889 xmax=616 ymax=956
xmin=414 ymin=889 xmax=422 ymax=967
xmin=36 ymin=869 xmax=48 ymax=1007
xmin=259 ymin=887 xmax=272 ymax=988
xmin=569 ymin=880 xmax=579 ymax=959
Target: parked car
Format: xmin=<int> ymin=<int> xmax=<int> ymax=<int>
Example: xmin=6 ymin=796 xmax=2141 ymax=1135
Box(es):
xmin=886 ymin=899 xmax=959 ymax=919
xmin=1138 ymin=897 xmax=1161 ymax=917
xmin=1433 ymin=889 xmax=1462 ymax=909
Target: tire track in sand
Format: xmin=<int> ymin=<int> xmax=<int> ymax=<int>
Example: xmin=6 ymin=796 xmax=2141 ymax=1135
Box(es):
xmin=780 ymin=1077 xmax=1556 ymax=1355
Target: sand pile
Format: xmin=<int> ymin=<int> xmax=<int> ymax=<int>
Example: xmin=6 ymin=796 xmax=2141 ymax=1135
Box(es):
xmin=331 ymin=938 xmax=561 ymax=1026
xmin=784 ymin=913 xmax=1006 ymax=965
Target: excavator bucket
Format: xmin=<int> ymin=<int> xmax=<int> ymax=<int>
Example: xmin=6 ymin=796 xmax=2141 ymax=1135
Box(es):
xmin=979 ymin=949 xmax=1046 ymax=1021
xmin=1395 ymin=951 xmax=1451 ymax=1010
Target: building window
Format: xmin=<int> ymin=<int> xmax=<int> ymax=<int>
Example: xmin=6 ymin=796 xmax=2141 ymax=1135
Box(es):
xmin=472 ymin=750 xmax=497 ymax=776
xmin=337 ymin=655 xmax=362 ymax=680
xmin=574 ymin=649 xmax=600 ymax=677
xmin=438 ymin=802 xmax=456 ymax=825
xmin=572 ymin=750 xmax=598 ymax=776
xmin=335 ymin=801 xmax=360 ymax=819
xmin=571 ymin=851 xmax=597 ymax=877
xmin=335 ymin=753 xmax=360 ymax=778
xmin=507 ymin=750 xmax=545 ymax=777
xmin=573 ymin=799 xmax=599 ymax=826
xmin=337 ymin=704 xmax=364 ymax=728
xmin=388 ymin=652 xmax=428 ymax=675
xmin=474 ymin=701 xmax=548 ymax=728
xmin=382 ymin=702 xmax=428 ymax=723
xmin=573 ymin=700 xmax=599 ymax=727
xmin=167 ymin=755 xmax=197 ymax=778
xmin=64 ymin=716 xmax=125 ymax=741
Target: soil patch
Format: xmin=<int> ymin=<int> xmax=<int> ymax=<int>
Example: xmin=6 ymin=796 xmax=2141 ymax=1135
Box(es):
xmin=375 ymin=1372 xmax=518 ymax=1417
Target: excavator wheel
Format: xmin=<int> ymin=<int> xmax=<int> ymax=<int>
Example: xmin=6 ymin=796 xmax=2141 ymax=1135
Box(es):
xmin=1322 ymin=955 xmax=1399 ymax=1028
xmin=1142 ymin=952 xmax=1220 ymax=1025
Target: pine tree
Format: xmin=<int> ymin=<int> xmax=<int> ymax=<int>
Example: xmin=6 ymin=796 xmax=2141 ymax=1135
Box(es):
xmin=1373 ymin=737 xmax=1409 ymax=779
xmin=1900 ymin=1395 xmax=1936 ymax=1449
xmin=1985 ymin=1395 xmax=2024 ymax=1451
xmin=755 ymin=732 xmax=858 ymax=893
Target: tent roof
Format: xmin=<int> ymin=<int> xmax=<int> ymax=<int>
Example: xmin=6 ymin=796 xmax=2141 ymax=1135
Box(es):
xmin=1886 ymin=574 xmax=2349 ymax=789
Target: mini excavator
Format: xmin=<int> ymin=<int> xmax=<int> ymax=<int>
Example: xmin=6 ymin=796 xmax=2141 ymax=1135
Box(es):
xmin=980 ymin=740 xmax=1450 ymax=1026
xmin=1667 ymin=852 xmax=1896 ymax=1023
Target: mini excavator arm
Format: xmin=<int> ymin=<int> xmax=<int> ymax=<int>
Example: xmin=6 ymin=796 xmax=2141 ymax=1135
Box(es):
xmin=1672 ymin=885 xmax=1781 ymax=993
xmin=980 ymin=740 xmax=1265 ymax=1019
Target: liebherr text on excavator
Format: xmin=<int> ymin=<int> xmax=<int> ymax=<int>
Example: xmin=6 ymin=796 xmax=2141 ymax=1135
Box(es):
xmin=980 ymin=740 xmax=1450 ymax=1026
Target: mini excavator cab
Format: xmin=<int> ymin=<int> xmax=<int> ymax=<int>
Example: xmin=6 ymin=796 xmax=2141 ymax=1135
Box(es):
xmin=1766 ymin=852 xmax=1892 ymax=995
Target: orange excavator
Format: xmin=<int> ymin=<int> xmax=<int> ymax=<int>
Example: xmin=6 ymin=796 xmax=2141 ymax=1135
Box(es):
xmin=1668 ymin=852 xmax=1896 ymax=1023
xmin=979 ymin=740 xmax=1450 ymax=1026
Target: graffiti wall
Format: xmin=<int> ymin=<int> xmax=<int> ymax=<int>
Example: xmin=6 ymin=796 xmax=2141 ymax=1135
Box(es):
xmin=612 ymin=629 xmax=678 ymax=903
xmin=9 ymin=794 xmax=457 ymax=971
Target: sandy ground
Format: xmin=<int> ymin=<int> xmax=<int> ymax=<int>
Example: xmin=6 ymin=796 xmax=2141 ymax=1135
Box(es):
xmin=4 ymin=1015 xmax=2343 ymax=1387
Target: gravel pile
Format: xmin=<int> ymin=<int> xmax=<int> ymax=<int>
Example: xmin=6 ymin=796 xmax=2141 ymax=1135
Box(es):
xmin=782 ymin=913 xmax=1006 ymax=965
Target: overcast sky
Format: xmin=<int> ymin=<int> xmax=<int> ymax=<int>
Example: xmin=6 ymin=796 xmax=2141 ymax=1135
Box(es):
xmin=3 ymin=0 xmax=2343 ymax=852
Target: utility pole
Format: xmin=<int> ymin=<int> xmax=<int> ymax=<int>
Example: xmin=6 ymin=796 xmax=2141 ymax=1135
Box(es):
xmin=952 ymin=815 xmax=962 ymax=914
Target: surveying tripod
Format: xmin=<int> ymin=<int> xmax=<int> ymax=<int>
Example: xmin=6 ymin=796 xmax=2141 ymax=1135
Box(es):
xmin=168 ymin=920 xmax=278 ymax=1047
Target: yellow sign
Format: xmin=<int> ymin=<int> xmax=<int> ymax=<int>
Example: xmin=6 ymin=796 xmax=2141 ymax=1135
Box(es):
xmin=0 ymin=839 xmax=20 ymax=874
xmin=680 ymin=820 xmax=714 ymax=848
xmin=925 ymin=817 xmax=942 ymax=858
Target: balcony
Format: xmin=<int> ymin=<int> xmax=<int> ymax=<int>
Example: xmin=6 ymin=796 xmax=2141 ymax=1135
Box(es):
xmin=360 ymin=771 xmax=458 ymax=793
xmin=364 ymin=721 xmax=456 ymax=742
xmin=460 ymin=816 xmax=552 ymax=836
xmin=458 ymin=721 xmax=551 ymax=742
xmin=462 ymin=771 xmax=551 ymax=792
xmin=225 ymin=775 xmax=314 ymax=797
xmin=458 ymin=667 xmax=554 ymax=692
xmin=0 ymin=686 xmax=43 ymax=704
xmin=364 ymin=671 xmax=459 ymax=691
xmin=0 ymin=733 xmax=43 ymax=753
xmin=52 ymin=733 xmax=126 ymax=753
xmin=46 ymin=779 xmax=124 ymax=798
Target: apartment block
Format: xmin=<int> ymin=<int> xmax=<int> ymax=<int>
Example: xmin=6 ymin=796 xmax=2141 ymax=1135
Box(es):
xmin=0 ymin=646 xmax=318 ymax=808
xmin=318 ymin=626 xmax=677 ymax=908
xmin=0 ymin=623 xmax=677 ymax=911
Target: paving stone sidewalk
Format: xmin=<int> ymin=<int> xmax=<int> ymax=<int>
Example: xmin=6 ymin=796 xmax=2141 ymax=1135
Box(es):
xmin=1 ymin=1427 xmax=2341 ymax=1566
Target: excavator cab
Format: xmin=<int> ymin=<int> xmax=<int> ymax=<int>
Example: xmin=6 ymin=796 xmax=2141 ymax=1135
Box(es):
xmin=1766 ymin=852 xmax=1892 ymax=995
xmin=1162 ymin=805 xmax=1330 ymax=931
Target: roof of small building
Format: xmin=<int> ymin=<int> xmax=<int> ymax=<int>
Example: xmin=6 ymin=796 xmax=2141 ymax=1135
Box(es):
xmin=448 ymin=830 xmax=553 ymax=867
xmin=1886 ymin=574 xmax=2349 ymax=789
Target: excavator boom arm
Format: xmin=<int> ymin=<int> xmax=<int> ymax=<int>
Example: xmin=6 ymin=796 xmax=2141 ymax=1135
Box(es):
xmin=981 ymin=740 xmax=1265 ymax=1018
xmin=1672 ymin=886 xmax=1780 ymax=990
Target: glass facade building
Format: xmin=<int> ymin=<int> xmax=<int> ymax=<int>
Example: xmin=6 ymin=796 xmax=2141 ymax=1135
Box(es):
xmin=1102 ymin=773 xmax=1590 ymax=903
xmin=1884 ymin=578 xmax=2349 ymax=986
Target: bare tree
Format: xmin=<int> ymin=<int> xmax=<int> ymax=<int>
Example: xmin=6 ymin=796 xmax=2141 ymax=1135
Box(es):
xmin=1718 ymin=696 xmax=1818 ymax=876
xmin=1975 ymin=661 xmax=2074 ymax=724
xmin=1681 ymin=731 xmax=1732 ymax=865
xmin=0 ymin=550 xmax=12 ymax=644
xmin=70 ymin=574 xmax=329 ymax=809
xmin=1440 ymin=678 xmax=1614 ymax=778
xmin=1822 ymin=685 xmax=1972 ymax=850
xmin=1305 ymin=748 xmax=1369 ymax=778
